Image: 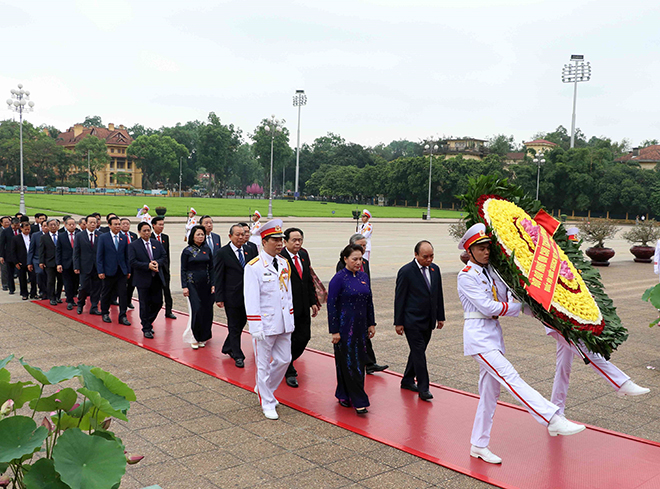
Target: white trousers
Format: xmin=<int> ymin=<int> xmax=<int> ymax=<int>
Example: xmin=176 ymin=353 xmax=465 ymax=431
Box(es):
xmin=471 ymin=350 xmax=559 ymax=448
xmin=253 ymin=333 xmax=292 ymax=411
xmin=547 ymin=330 xmax=630 ymax=415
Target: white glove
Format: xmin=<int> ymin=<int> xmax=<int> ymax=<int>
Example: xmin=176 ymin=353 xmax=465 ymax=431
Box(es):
xmin=251 ymin=331 xmax=266 ymax=341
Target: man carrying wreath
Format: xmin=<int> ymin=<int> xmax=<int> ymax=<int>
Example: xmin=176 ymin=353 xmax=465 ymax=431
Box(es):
xmin=458 ymin=223 xmax=586 ymax=465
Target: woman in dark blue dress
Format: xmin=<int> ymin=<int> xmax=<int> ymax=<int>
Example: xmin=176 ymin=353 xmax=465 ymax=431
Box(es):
xmin=327 ymin=244 xmax=376 ymax=414
xmin=181 ymin=225 xmax=214 ymax=349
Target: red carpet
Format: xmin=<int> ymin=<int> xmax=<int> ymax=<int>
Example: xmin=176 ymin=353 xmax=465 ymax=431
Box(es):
xmin=36 ymin=300 xmax=660 ymax=489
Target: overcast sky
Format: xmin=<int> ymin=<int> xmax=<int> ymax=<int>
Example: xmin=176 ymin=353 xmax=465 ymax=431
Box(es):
xmin=2 ymin=0 xmax=659 ymax=149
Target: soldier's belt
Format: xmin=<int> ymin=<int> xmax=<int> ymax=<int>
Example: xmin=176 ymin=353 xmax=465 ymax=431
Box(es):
xmin=464 ymin=312 xmax=498 ymax=320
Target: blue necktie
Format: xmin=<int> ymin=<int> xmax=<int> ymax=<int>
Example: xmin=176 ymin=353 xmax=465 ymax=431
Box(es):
xmin=422 ymin=266 xmax=431 ymax=290
xmin=113 ymin=234 xmax=119 ymax=250
xmin=238 ymin=248 xmax=245 ymax=267
xmin=52 ymin=234 xmax=57 ymax=245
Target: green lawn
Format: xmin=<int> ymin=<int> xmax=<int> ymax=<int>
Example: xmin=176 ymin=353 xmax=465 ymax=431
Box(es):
xmin=0 ymin=193 xmax=462 ymax=219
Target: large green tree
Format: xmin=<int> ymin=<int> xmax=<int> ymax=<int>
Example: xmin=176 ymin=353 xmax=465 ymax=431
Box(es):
xmin=82 ymin=115 xmax=103 ymax=128
xmin=251 ymin=118 xmax=292 ymax=194
xmin=73 ymin=135 xmax=110 ymax=188
xmin=198 ymin=112 xmax=242 ymax=193
xmin=127 ymin=134 xmax=189 ymax=189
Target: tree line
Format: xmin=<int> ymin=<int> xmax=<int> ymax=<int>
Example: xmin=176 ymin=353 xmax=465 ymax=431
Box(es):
xmin=0 ymin=114 xmax=658 ymax=216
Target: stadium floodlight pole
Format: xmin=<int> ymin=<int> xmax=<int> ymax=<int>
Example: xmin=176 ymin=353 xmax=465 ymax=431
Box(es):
xmin=533 ymin=152 xmax=546 ymax=200
xmin=562 ymin=55 xmax=591 ymax=149
xmin=6 ymin=84 xmax=35 ymax=214
xmin=424 ymin=143 xmax=438 ymax=219
xmin=263 ymin=115 xmax=285 ymax=219
xmin=292 ymin=90 xmax=307 ymax=200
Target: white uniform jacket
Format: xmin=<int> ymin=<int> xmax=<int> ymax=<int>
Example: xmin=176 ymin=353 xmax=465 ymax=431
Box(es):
xmin=358 ymin=221 xmax=372 ymax=252
xmin=249 ymin=221 xmax=262 ymax=247
xmin=185 ymin=216 xmax=198 ymax=239
xmin=457 ymin=262 xmax=521 ymax=356
xmin=244 ymin=251 xmax=295 ymax=336
xmin=654 ymin=239 xmax=660 ymax=278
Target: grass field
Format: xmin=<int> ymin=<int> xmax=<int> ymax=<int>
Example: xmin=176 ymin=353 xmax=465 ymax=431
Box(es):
xmin=0 ymin=194 xmax=462 ymax=219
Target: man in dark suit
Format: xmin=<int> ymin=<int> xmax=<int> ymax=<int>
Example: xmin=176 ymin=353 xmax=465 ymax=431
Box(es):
xmin=28 ymin=221 xmax=48 ymax=299
xmin=120 ymin=218 xmax=138 ymax=309
xmin=240 ymin=222 xmax=258 ymax=256
xmin=39 ymin=218 xmax=63 ymax=306
xmin=97 ymin=216 xmax=131 ymax=325
xmin=281 ymin=227 xmax=319 ymax=387
xmin=12 ymin=221 xmax=35 ymax=300
xmin=151 ymin=216 xmax=176 ymax=319
xmin=200 ymin=215 xmax=221 ymax=256
xmin=214 ymin=224 xmax=258 ymax=368
xmin=0 ymin=217 xmax=20 ymax=294
xmin=129 ymin=222 xmax=166 ymax=339
xmin=394 ymin=240 xmax=445 ymax=401
xmin=30 ymin=213 xmax=46 ymax=234
xmin=336 ymin=233 xmax=388 ymax=375
xmin=56 ymin=217 xmax=80 ymax=310
xmin=97 ymin=213 xmax=116 ymax=234
xmin=0 ymin=216 xmax=11 ymax=291
xmin=74 ymin=215 xmax=102 ymax=315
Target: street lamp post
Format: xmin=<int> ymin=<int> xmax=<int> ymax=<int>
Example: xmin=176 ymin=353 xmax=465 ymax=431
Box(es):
xmin=534 ymin=152 xmax=546 ymax=200
xmin=292 ymin=90 xmax=307 ymax=200
xmin=263 ymin=115 xmax=285 ymax=219
xmin=562 ymin=55 xmax=591 ymax=149
xmin=424 ymin=143 xmax=438 ymax=219
xmin=6 ymin=84 xmax=35 ymax=214
xmin=179 ymin=157 xmax=183 ymax=198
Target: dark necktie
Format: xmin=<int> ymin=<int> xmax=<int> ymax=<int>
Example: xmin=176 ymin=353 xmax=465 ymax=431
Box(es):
xmin=422 ymin=266 xmax=431 ymax=290
xmin=272 ymin=257 xmax=278 ymax=271
xmin=238 ymin=248 xmax=245 ymax=267
xmin=89 ymin=233 xmax=94 ymax=247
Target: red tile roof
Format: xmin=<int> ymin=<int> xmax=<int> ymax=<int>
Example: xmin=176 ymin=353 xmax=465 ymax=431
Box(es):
xmin=523 ymin=139 xmax=557 ymax=146
xmin=506 ymin=152 xmax=525 ymax=160
xmin=56 ymin=126 xmax=133 ymax=147
xmin=616 ymin=145 xmax=660 ymax=163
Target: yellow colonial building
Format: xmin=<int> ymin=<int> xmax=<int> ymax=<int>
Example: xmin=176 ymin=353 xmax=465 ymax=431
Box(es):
xmin=442 ymin=137 xmax=488 ymax=160
xmin=523 ymin=139 xmax=557 ymax=156
xmin=57 ymin=123 xmax=142 ymax=189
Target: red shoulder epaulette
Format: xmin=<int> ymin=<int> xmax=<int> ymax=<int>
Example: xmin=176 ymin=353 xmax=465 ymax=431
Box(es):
xmin=462 ymin=265 xmax=471 ymax=272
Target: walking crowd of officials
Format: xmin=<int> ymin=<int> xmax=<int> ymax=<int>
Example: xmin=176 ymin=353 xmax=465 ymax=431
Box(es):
xmin=0 ymin=208 xmax=652 ymax=463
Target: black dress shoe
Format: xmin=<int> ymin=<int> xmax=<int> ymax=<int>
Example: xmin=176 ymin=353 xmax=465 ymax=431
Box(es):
xmin=119 ymin=317 xmax=131 ymax=326
xmin=286 ymin=376 xmax=299 ymax=388
xmin=29 ymin=295 xmax=37 ymax=299
xmin=111 ymin=300 xmax=119 ymax=306
xmin=127 ymin=303 xmax=135 ymax=309
xmin=102 ymin=314 xmax=112 ymax=323
xmin=419 ymin=390 xmax=434 ymax=401
xmin=22 ymin=296 xmax=28 ymax=301
xmin=67 ymin=303 xmax=74 ymax=310
xmin=401 ymin=383 xmax=419 ymax=392
xmin=49 ymin=299 xmax=58 ymax=306
xmin=165 ymin=312 xmax=177 ymax=319
xmin=57 ymin=299 xmax=63 ymax=304
xmin=90 ymin=308 xmax=102 ymax=316
xmin=8 ymin=291 xmax=14 ymax=295
xmin=339 ymin=400 xmax=351 ymax=408
xmin=143 ymin=330 xmax=154 ymax=339
xmin=2 ymin=287 xmax=7 ymax=291
xmin=355 ymin=407 xmax=368 ymax=414
xmin=366 ymin=363 xmax=389 ymax=375
xmin=235 ymin=358 xmax=245 ymax=368
xmin=77 ymin=305 xmax=83 ymax=315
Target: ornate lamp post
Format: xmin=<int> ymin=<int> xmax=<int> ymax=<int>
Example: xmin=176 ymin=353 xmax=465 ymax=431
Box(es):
xmin=262 ymin=115 xmax=285 ymax=219
xmin=424 ymin=143 xmax=438 ymax=219
xmin=6 ymin=84 xmax=35 ymax=214
xmin=562 ymin=55 xmax=591 ymax=149
xmin=292 ymin=90 xmax=307 ymax=200
xmin=534 ymin=152 xmax=546 ymax=200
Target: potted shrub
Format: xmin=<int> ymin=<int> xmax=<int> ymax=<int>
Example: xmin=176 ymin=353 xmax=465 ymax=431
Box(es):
xmin=155 ymin=206 xmax=167 ymax=217
xmin=448 ymin=219 xmax=470 ymax=264
xmin=622 ymin=219 xmax=660 ymax=263
xmin=578 ymin=219 xmax=621 ymax=266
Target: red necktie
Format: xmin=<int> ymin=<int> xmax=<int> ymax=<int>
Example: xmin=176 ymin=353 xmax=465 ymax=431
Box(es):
xmin=127 ymin=233 xmax=131 ymax=244
xmin=70 ymin=233 xmax=74 ymax=248
xmin=14 ymin=230 xmax=18 ymax=236
xmin=293 ymin=255 xmax=303 ymax=278
xmin=157 ymin=235 xmax=161 ymax=243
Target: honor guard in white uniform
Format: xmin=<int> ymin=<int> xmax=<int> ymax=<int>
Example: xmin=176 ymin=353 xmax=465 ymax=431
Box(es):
xmin=357 ymin=209 xmax=372 ymax=261
xmin=548 ymin=226 xmax=649 ymax=414
xmin=185 ymin=207 xmax=198 ymax=241
xmin=136 ymin=205 xmax=152 ymax=224
xmin=244 ymin=219 xmax=295 ymax=420
xmin=249 ymin=210 xmax=263 ymax=251
xmin=457 ymin=223 xmax=585 ymax=464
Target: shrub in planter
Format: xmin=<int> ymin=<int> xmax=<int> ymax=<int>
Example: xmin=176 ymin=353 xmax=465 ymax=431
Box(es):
xmin=622 ymin=219 xmax=660 ymax=263
xmin=154 ymin=207 xmax=167 ymax=217
xmin=0 ymin=355 xmax=142 ymax=489
xmin=578 ymin=219 xmax=621 ymax=266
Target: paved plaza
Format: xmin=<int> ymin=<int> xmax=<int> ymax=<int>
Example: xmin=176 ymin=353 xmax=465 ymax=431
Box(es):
xmin=1 ymin=217 xmax=659 ymax=488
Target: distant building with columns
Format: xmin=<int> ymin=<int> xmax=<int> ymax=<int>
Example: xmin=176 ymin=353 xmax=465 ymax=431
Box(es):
xmin=56 ymin=123 xmax=142 ymax=189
